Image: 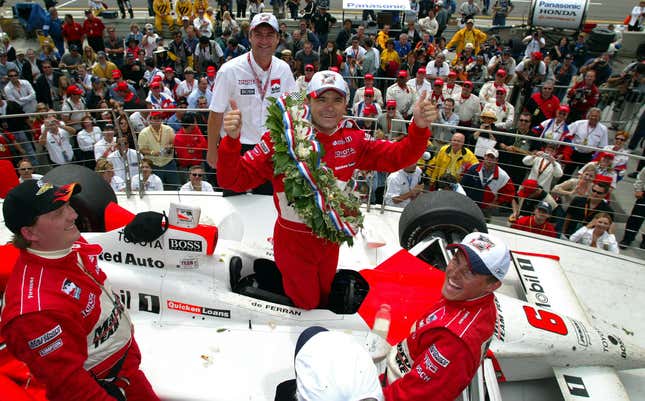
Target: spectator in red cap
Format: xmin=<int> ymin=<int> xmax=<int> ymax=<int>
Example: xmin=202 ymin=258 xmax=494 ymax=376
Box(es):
xmin=428 ymin=78 xmax=445 ymax=107
xmin=205 ymin=65 xmax=217 ymax=91
xmin=533 ymin=105 xmax=572 ymax=162
xmin=482 ymin=86 xmax=514 ymax=130
xmin=145 ymin=80 xmax=176 ymax=109
xmin=510 ymin=178 xmax=559 ymax=221
xmin=352 ymin=87 xmax=382 ymax=120
xmin=377 ymin=99 xmax=407 ymax=139
xmin=454 ymin=80 xmax=481 ymax=128
xmin=579 ymin=151 xmax=618 ymax=192
xmin=443 ymin=70 xmax=462 ymax=99
xmin=479 ymin=68 xmax=509 ymax=105
xmin=162 ymin=66 xmax=181 ymax=98
xmin=296 ymin=64 xmax=316 ymax=92
xmin=61 ymin=85 xmax=87 ymax=131
xmin=353 ymin=73 xmax=383 ymax=108
xmin=386 ymin=70 xmax=415 ymax=119
xmin=108 ymin=71 xmax=136 ymax=102
xmin=407 ymin=67 xmax=431 ymax=95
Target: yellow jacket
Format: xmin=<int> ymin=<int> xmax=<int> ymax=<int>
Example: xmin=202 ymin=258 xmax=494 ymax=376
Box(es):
xmin=425 ymin=144 xmax=479 ymax=185
xmin=154 ymin=0 xmax=172 ymax=15
xmin=446 ymin=27 xmax=487 ymax=55
xmin=380 ymin=49 xmax=400 ymax=71
xmin=176 ymin=0 xmax=193 ymax=17
xmin=376 ymin=31 xmax=390 ymax=50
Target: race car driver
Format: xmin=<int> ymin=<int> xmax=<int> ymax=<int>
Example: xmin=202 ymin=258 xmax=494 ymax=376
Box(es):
xmin=217 ymin=70 xmax=438 ymax=310
xmin=0 ymin=180 xmax=159 ymax=401
xmin=382 ymin=232 xmax=510 ymax=401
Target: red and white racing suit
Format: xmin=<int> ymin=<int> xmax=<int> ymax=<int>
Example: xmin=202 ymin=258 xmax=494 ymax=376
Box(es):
xmin=383 ymin=293 xmax=496 ymax=401
xmin=0 ymin=239 xmax=159 ymax=401
xmin=217 ymin=119 xmax=430 ymax=309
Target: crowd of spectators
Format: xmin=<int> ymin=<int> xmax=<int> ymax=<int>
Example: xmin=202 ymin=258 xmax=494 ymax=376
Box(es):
xmin=0 ymin=0 xmax=643 ymax=252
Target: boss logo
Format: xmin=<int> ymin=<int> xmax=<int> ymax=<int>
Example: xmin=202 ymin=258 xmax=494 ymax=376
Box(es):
xmin=168 ymin=238 xmax=203 ymax=252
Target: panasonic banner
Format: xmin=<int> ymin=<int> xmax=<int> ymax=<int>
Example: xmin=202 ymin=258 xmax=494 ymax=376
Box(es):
xmin=342 ymin=0 xmax=411 ymax=11
xmin=528 ymin=0 xmax=589 ymax=30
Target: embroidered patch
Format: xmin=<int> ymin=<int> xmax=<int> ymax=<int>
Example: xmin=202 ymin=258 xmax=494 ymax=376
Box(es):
xmin=28 ymin=325 xmax=62 ymax=349
xmin=61 ymin=278 xmax=81 ymax=300
xmin=429 ymin=344 xmax=450 ymax=367
xmin=39 ymin=338 xmax=63 ymax=357
xmin=259 ymin=140 xmax=270 ymax=155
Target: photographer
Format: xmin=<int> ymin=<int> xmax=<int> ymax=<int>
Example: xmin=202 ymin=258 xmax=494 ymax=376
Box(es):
xmin=567 ymin=70 xmax=599 ymax=122
xmin=522 ymin=29 xmax=545 ymax=60
xmin=579 ymin=52 xmax=612 ymax=85
xmin=458 ymin=0 xmax=481 ymax=26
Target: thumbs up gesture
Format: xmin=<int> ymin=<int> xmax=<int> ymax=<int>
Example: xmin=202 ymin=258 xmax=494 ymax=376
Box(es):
xmin=223 ymin=100 xmax=242 ymax=140
xmin=412 ymin=91 xmax=438 ymax=129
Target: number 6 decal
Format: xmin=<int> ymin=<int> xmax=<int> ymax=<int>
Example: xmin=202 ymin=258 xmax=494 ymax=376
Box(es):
xmin=523 ymin=305 xmax=568 ymax=335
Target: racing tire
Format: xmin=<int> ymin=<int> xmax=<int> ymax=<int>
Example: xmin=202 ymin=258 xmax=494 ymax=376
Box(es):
xmin=44 ymin=164 xmax=117 ymax=232
xmin=589 ymin=27 xmax=615 ymax=44
xmin=399 ymin=191 xmax=487 ymax=249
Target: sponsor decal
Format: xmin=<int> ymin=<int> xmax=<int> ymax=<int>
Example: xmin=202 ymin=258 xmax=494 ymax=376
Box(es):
xmin=423 ymin=353 xmax=439 ymax=373
xmin=607 ymin=334 xmax=627 ymax=359
xmin=98 ymin=251 xmax=165 ymax=268
xmin=537 ymin=0 xmax=581 ymax=16
xmin=494 ymin=297 xmax=506 ymax=341
xmin=334 ymin=148 xmax=356 ymax=158
xmin=334 ymin=162 xmax=356 ymax=171
xmin=241 ymin=88 xmax=256 ymax=95
xmin=468 ymin=234 xmax=495 ymax=251
xmin=395 ymin=342 xmax=412 ymax=373
xmin=179 ymin=258 xmax=199 ymax=269
xmin=118 ymin=230 xmax=163 ymax=249
xmin=419 ymin=306 xmax=445 ymax=329
xmin=81 ymin=293 xmax=97 ymax=318
xmin=238 ymin=79 xmax=256 ymax=85
xmin=458 ymin=311 xmax=471 ymax=325
xmin=250 ymin=300 xmax=302 ymax=316
xmin=139 ymin=293 xmax=161 ymax=314
xmin=167 ymin=300 xmax=231 ymax=319
xmin=27 ymin=276 xmax=35 ymax=299
xmin=332 ymin=136 xmax=353 ymax=147
xmin=92 ymin=294 xmax=126 ymax=348
xmin=175 ymin=208 xmax=195 ymax=224
xmin=595 ymin=329 xmax=609 ymax=352
xmin=259 ymin=140 xmax=270 ymax=154
xmin=568 ymin=318 xmax=590 ymax=348
xmin=61 ymin=279 xmax=81 ymax=300
xmin=39 ymin=338 xmax=63 ymax=357
xmin=429 ymin=344 xmax=450 ymax=367
xmin=416 ymin=365 xmax=431 ymax=382
xmin=563 ymin=375 xmax=589 ymax=397
xmin=270 ymin=79 xmax=281 ymax=94
xmin=119 ymin=289 xmax=132 ymax=309
xmin=516 ymin=258 xmax=551 ymax=308
xmin=168 ymin=238 xmax=203 ymax=252
xmin=28 ymin=325 xmax=62 ymax=349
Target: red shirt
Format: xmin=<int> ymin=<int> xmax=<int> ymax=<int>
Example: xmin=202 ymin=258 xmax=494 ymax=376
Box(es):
xmin=0 ymin=132 xmax=16 ymax=159
xmin=82 ymin=18 xmax=105 ymax=38
xmin=0 ymin=159 xmax=18 ymax=198
xmin=383 ymin=294 xmax=497 ymax=401
xmin=567 ymin=82 xmax=599 ymax=112
xmin=529 ymin=92 xmax=560 ymax=120
xmin=174 ymin=126 xmax=208 ymax=167
xmin=62 ymin=22 xmax=84 ymax=42
xmin=511 ymin=215 xmax=557 ymax=237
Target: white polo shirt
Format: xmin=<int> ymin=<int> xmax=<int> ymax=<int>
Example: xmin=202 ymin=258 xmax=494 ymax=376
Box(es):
xmin=107 ymin=148 xmax=140 ymax=183
xmin=209 ymin=53 xmax=296 ymax=145
xmin=384 ymin=167 xmax=422 ymax=208
xmin=180 ymin=181 xmax=214 ymax=192
xmin=568 ymin=120 xmax=608 ymax=153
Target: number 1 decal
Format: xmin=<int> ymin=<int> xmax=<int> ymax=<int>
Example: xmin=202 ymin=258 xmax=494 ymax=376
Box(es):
xmin=523 ymin=305 xmax=568 ymax=335
xmin=139 ymin=293 xmax=161 ymax=314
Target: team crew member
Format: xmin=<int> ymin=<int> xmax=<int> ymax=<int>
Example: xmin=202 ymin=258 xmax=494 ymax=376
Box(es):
xmin=217 ymin=71 xmax=437 ymax=309
xmin=383 ymin=232 xmax=510 ymax=401
xmin=0 ymin=180 xmax=159 ymax=401
xmin=153 ymin=0 xmax=174 ymax=33
xmin=207 ymin=13 xmax=296 ymax=194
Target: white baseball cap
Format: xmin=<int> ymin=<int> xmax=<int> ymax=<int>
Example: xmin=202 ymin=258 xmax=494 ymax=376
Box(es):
xmin=484 ymin=148 xmax=499 ymax=158
xmin=447 ymin=232 xmax=510 ymax=281
xmin=295 ymin=330 xmax=383 ymax=401
xmin=250 ymin=13 xmax=279 ymax=32
xmin=306 ymin=71 xmax=349 ymax=98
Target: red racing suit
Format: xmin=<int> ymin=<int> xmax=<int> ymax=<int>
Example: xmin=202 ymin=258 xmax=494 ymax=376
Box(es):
xmin=383 ymin=294 xmax=497 ymax=401
xmin=217 ymin=119 xmax=430 ymax=309
xmin=0 ymin=239 xmax=159 ymax=401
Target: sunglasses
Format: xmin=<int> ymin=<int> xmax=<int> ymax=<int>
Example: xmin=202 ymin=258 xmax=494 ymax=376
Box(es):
xmin=191 ymin=173 xmax=203 ymax=177
xmin=591 ymin=189 xmax=605 ymax=195
xmin=615 ymin=137 xmax=625 ymax=141
xmin=19 ymin=167 xmax=33 ymax=171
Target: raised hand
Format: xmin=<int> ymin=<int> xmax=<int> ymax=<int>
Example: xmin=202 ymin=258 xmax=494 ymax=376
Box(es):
xmin=223 ymin=100 xmax=242 ymax=140
xmin=412 ymin=91 xmax=438 ymax=129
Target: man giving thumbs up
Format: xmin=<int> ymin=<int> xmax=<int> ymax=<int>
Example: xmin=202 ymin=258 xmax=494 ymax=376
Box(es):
xmin=217 ymin=71 xmax=438 ymax=310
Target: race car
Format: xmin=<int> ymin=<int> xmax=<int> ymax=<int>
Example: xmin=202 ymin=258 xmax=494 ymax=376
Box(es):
xmin=1 ymin=165 xmax=644 ymax=401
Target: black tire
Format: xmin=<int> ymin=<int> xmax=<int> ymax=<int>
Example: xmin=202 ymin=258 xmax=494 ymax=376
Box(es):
xmin=44 ymin=164 xmax=117 ymax=232
xmin=399 ymin=191 xmax=487 ymax=249
xmin=590 ymin=27 xmax=615 ymax=43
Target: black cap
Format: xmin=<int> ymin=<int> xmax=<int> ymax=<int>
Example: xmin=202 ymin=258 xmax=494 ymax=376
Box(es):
xmin=3 ymin=180 xmax=81 ymax=234
xmin=536 ymin=201 xmax=553 ymax=214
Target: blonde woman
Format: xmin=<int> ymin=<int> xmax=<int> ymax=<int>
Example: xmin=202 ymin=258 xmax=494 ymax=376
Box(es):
xmin=551 ymin=163 xmax=596 ymax=206
xmin=82 ymin=45 xmax=97 ymax=66
xmin=569 ymin=212 xmax=619 ymax=254
xmin=96 ymin=158 xmax=126 ymax=192
xmin=221 ymin=11 xmax=238 ymax=32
